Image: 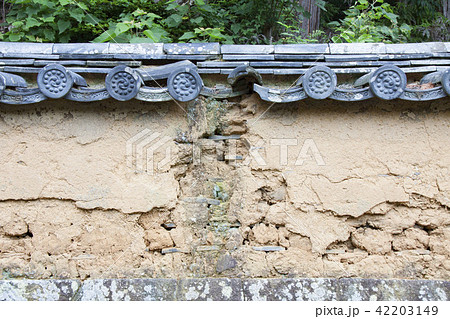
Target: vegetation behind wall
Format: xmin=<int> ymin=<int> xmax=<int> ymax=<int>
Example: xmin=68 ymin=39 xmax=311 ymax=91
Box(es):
xmin=0 ymin=1 xmax=449 ymax=44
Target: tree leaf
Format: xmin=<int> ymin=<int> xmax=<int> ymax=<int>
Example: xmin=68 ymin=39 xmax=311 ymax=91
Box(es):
xmin=143 ymin=27 xmax=168 ymax=42
xmin=57 ymin=20 xmax=71 ymax=34
xmin=41 ymin=16 xmax=55 ymax=23
xmin=114 ymin=22 xmax=131 ymax=35
xmin=191 ymin=17 xmax=203 ymax=25
xmin=179 ymin=31 xmax=196 ymax=40
xmin=384 ymin=12 xmax=398 ymax=23
xmin=166 ymin=0 xmax=179 ymax=11
xmin=43 ymin=29 xmax=55 ymax=42
xmin=25 ymin=17 xmax=40 ymax=29
xmin=92 ymin=30 xmax=114 ymax=43
xmin=69 ymin=8 xmax=85 ymax=23
xmin=77 ymin=3 xmax=88 ymax=11
xmin=9 ymin=33 xmax=23 ymax=41
xmin=164 ymin=14 xmax=182 ymax=28
xmin=130 ymin=36 xmax=155 ymax=43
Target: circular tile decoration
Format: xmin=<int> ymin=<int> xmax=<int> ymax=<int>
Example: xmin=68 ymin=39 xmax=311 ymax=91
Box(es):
xmin=442 ymin=68 xmax=450 ymax=96
xmin=105 ymin=65 xmax=141 ymax=101
xmin=0 ymin=74 xmax=6 ymax=95
xmin=302 ymin=66 xmax=337 ymax=100
xmin=37 ymin=64 xmax=73 ymax=99
xmin=168 ymin=67 xmax=203 ymax=102
xmin=370 ymin=65 xmax=406 ymax=100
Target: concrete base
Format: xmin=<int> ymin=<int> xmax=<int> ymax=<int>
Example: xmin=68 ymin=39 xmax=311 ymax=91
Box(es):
xmin=0 ymin=278 xmax=448 ymax=301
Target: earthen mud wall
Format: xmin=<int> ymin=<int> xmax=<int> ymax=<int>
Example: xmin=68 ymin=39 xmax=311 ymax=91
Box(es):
xmin=0 ymin=94 xmax=449 ymax=280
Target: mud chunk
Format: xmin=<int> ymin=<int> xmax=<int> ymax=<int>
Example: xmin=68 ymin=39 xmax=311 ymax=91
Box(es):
xmin=392 ymin=228 xmax=429 ymax=251
xmin=249 ymin=224 xmax=278 ymax=245
xmin=3 ymin=217 xmax=28 ymax=237
xmin=352 ymin=228 xmax=392 ymax=254
xmin=144 ymin=227 xmax=174 ymax=251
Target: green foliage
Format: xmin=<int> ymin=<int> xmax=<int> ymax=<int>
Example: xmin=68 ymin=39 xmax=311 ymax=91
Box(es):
xmin=329 ymin=0 xmax=411 ymax=43
xmin=0 ymin=0 xmax=99 ymax=42
xmin=277 ymin=22 xmax=326 ymax=44
xmin=161 ymin=0 xmax=232 ymax=43
xmin=93 ymin=9 xmax=170 ymax=43
xmin=0 ymin=0 xmax=445 ymax=44
xmin=395 ymin=0 xmax=449 ymax=42
xmin=222 ymin=0 xmax=319 ymax=44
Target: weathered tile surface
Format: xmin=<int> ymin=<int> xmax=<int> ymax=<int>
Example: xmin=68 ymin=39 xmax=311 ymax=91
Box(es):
xmin=198 ymin=61 xmax=249 ymax=68
xmin=113 ymin=54 xmax=166 ymax=60
xmin=249 ymin=61 xmax=304 ymax=67
xmin=109 ymin=43 xmax=164 ymax=56
xmin=274 ymin=44 xmax=330 ymax=54
xmin=164 ymin=43 xmax=220 ymax=55
xmin=3 ymin=53 xmax=60 ymax=59
xmin=223 ymin=54 xmax=275 ymax=61
xmin=275 ymin=54 xmax=325 ymax=60
xmin=329 ymin=43 xmax=386 ymax=54
xmin=325 ymin=54 xmax=380 ymax=62
xmin=0 ymin=42 xmax=53 ymax=54
xmin=0 ymin=59 xmax=35 ymax=65
xmin=385 ymin=43 xmax=432 ymax=54
xmin=53 ymin=43 xmax=109 ymax=55
xmin=222 ymin=45 xmax=274 ymax=54
xmin=167 ymin=54 xmax=219 ymax=60
xmin=86 ymin=60 xmax=141 ymax=67
xmin=34 ymin=60 xmax=87 ymax=66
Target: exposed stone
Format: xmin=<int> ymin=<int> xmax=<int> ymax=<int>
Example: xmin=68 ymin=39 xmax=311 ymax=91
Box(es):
xmin=216 ymin=254 xmax=237 ymax=273
xmin=1 ymin=278 xmax=448 ymax=301
xmin=0 ymin=280 xmax=80 ymax=301
xmin=78 ymin=279 xmax=177 ymax=301
xmin=253 ymin=246 xmax=285 ymax=252
xmin=177 ymin=278 xmax=242 ymax=301
xmin=225 ymin=228 xmax=243 ymax=250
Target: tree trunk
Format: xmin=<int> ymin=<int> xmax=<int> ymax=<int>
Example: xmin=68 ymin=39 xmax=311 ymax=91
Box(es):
xmin=300 ymin=0 xmax=320 ymax=35
xmin=444 ymin=0 xmax=450 ymax=19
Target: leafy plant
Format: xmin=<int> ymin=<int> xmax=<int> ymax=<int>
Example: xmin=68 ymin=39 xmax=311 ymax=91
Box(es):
xmin=163 ymin=0 xmax=233 ymax=43
xmin=0 ymin=0 xmax=98 ymax=42
xmin=276 ymin=21 xmax=326 ymax=44
xmin=395 ymin=0 xmax=449 ymax=42
xmin=414 ymin=15 xmax=450 ymax=42
xmin=329 ymin=0 xmax=411 ymax=43
xmin=93 ymin=9 xmax=170 ymax=43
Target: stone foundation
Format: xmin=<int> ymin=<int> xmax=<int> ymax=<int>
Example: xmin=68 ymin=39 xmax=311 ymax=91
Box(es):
xmin=0 ymin=278 xmax=448 ymax=301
